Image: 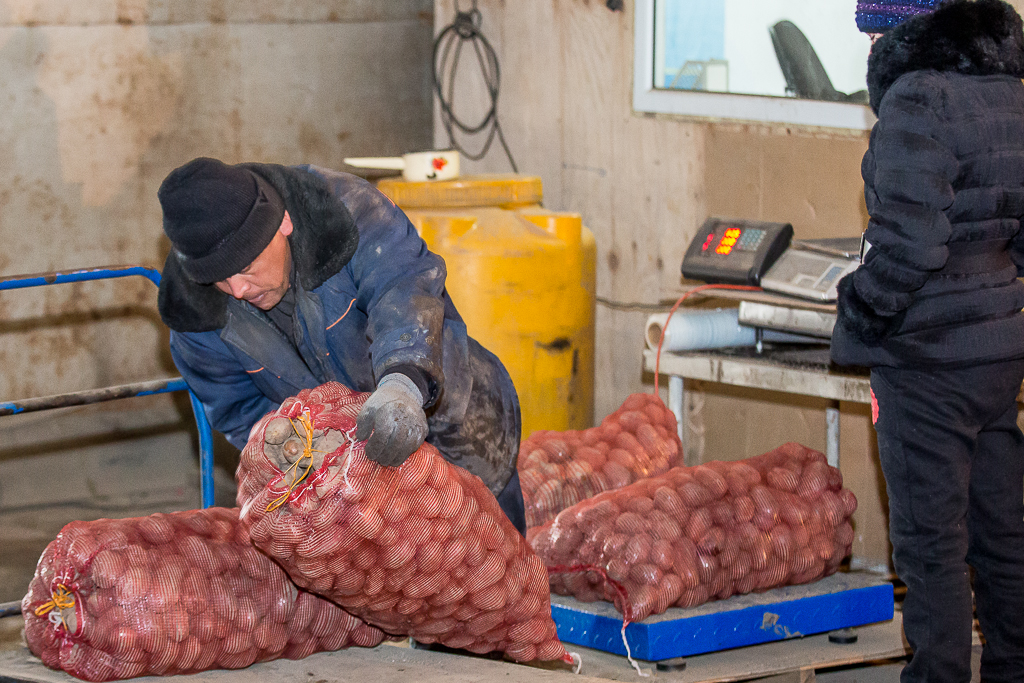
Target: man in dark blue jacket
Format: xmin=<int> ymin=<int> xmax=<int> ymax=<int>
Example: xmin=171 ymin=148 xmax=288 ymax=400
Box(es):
xmin=156 ymin=157 xmax=526 ymax=534
xmin=834 ymin=1 xmax=1024 ymax=680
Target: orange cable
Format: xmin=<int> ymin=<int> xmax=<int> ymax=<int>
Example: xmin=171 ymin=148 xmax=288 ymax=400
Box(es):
xmin=326 ymin=298 xmax=357 ymax=330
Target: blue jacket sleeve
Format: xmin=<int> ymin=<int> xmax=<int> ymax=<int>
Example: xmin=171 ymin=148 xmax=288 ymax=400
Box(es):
xmin=170 ymin=330 xmax=280 ymax=450
xmin=306 ymin=167 xmax=450 ymax=407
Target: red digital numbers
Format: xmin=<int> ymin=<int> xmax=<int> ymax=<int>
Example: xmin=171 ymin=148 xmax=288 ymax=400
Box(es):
xmin=715 ymin=227 xmax=741 ymax=255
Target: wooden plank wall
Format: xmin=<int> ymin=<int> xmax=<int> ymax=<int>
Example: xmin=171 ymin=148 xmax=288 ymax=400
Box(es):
xmin=435 ymin=0 xmax=702 ymax=413
xmin=433 ymin=0 xmax=895 ymax=569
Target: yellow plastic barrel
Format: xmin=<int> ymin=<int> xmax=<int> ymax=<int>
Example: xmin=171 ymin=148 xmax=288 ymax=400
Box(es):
xmin=377 ymin=175 xmax=596 ymax=436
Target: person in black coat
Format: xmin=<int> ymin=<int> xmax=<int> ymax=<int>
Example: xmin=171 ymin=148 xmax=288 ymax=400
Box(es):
xmin=833 ymin=1 xmax=1024 ymax=680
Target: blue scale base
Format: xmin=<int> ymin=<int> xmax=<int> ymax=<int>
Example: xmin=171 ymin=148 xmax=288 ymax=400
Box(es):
xmin=550 ymin=571 xmax=894 ymax=662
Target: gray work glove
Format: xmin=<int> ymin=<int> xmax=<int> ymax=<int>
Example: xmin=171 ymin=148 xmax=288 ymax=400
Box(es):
xmin=355 ymin=372 xmax=429 ymax=467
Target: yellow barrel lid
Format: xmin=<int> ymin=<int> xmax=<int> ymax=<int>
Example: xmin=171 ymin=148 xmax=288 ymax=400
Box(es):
xmin=377 ymin=174 xmax=543 ymax=209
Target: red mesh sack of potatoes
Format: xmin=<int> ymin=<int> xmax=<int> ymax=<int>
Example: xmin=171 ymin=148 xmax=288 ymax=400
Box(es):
xmin=236 ymin=381 xmax=574 ymax=665
xmin=21 ymin=507 xmax=387 ymax=682
xmin=519 ymin=393 xmax=682 ymax=529
xmin=531 ymin=442 xmax=857 ymax=623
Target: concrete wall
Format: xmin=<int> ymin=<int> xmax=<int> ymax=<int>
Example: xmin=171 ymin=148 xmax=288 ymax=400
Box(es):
xmin=0 ymin=0 xmax=434 ymax=511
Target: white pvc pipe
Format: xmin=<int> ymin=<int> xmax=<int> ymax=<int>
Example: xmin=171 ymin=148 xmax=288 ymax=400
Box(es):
xmin=826 ymin=403 xmax=841 ymax=468
xmin=645 ymin=308 xmax=820 ymax=352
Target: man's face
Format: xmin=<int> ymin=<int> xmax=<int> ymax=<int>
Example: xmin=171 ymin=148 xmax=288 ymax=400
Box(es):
xmin=214 ymin=212 xmax=293 ymax=310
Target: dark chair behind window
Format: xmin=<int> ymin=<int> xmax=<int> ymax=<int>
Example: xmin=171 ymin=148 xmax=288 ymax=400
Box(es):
xmin=769 ymin=20 xmax=869 ymax=105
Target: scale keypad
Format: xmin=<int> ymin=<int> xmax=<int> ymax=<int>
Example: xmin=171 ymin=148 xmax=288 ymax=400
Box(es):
xmin=735 ymin=228 xmax=765 ymax=251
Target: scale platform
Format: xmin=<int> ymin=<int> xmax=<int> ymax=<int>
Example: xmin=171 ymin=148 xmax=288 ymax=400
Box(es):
xmin=550 ymin=571 xmax=894 ymax=663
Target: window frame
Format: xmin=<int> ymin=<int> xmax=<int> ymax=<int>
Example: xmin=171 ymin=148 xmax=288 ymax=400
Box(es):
xmin=633 ymin=0 xmax=877 ymax=131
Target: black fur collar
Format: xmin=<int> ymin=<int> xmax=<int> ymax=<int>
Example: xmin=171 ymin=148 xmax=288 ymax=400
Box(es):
xmin=158 ymin=163 xmax=359 ymax=333
xmin=867 ymin=0 xmax=1024 ymax=114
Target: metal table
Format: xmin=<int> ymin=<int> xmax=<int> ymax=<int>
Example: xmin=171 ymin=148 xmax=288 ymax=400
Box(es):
xmin=643 ymin=345 xmax=870 ymax=467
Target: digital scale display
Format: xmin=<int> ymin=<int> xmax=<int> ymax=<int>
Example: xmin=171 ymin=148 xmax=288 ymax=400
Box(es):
xmin=700 ymin=226 xmax=767 ymax=256
xmin=682 ymin=218 xmax=793 ymax=286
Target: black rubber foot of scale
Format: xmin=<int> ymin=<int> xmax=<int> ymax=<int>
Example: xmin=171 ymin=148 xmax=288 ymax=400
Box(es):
xmin=828 ymin=627 xmax=859 ymax=644
xmin=655 ymin=657 xmax=688 ymax=671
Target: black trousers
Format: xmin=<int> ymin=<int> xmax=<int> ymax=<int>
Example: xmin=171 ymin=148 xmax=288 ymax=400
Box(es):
xmin=871 ymin=361 xmax=1024 ymax=683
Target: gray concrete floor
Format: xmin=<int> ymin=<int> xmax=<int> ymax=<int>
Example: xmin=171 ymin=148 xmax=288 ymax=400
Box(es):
xmin=0 ymin=585 xmax=920 ymax=683
xmin=1 ymin=613 xmax=915 ymax=683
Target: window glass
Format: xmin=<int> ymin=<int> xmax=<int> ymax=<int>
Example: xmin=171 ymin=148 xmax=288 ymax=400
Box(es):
xmin=654 ymin=0 xmax=872 ymax=104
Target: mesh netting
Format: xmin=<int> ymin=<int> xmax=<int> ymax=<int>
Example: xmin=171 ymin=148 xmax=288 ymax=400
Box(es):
xmin=530 ymin=442 xmax=857 ymax=623
xmin=21 ymin=507 xmax=387 ymax=682
xmin=236 ymin=381 xmax=572 ymax=664
xmin=519 ymin=393 xmax=682 ymax=529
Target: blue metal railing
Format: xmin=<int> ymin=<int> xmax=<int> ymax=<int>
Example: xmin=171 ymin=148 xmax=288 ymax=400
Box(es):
xmin=0 ymin=265 xmax=216 ymax=508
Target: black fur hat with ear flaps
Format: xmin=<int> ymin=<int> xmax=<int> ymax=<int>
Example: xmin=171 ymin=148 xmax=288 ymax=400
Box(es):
xmin=867 ymin=0 xmax=1024 ymax=114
